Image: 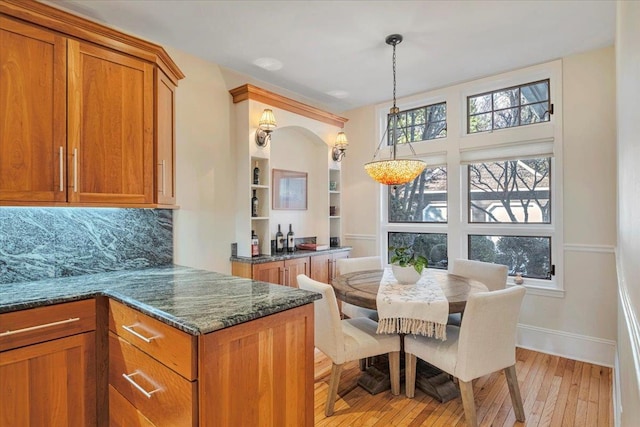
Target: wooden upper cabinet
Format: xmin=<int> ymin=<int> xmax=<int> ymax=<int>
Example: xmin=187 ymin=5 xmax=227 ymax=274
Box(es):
xmin=0 ymin=0 xmax=184 ymax=207
xmin=0 ymin=17 xmax=66 ymax=203
xmin=67 ymin=40 xmax=154 ymax=204
xmin=156 ymin=69 xmax=177 ymax=206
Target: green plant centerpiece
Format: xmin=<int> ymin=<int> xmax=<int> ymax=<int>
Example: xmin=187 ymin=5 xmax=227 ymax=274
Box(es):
xmin=389 ymin=246 xmax=428 ymax=284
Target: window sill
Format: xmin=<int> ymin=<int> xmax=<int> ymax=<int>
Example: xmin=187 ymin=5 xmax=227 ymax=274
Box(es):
xmin=508 ymin=282 xmax=564 ymax=298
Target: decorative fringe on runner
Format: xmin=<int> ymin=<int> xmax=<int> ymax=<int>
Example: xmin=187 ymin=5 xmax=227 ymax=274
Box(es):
xmin=377 ymin=318 xmax=447 ymax=340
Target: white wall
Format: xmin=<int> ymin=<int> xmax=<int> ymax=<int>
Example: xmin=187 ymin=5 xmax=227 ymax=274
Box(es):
xmin=167 ymin=47 xmax=236 ymax=274
xmin=270 ymin=127 xmax=329 ymax=243
xmin=615 ymin=0 xmax=640 ymax=424
xmin=342 ymin=47 xmax=617 ymax=366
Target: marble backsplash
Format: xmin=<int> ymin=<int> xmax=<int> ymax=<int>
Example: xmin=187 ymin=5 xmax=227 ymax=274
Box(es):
xmin=0 ymin=208 xmax=173 ymax=284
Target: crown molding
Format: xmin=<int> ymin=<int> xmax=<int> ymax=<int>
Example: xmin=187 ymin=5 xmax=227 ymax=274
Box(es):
xmin=229 ymin=84 xmax=348 ymax=128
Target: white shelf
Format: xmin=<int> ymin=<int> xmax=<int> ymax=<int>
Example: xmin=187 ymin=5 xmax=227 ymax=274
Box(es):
xmin=251 ymin=184 xmax=270 ymax=189
xmin=329 ymin=216 xmax=341 ymax=219
xmin=251 ymin=216 xmax=269 ymax=221
xmin=329 ymin=190 xmax=340 ymax=194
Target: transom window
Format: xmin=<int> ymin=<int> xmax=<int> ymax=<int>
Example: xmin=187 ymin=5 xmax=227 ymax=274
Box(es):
xmin=387 ymin=102 xmax=446 ymax=145
xmin=468 ymin=79 xmax=551 ymax=133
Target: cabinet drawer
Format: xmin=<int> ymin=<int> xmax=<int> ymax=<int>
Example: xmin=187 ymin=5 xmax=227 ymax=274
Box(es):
xmin=109 ymin=299 xmax=196 ymax=380
xmin=0 ymin=299 xmax=95 ymax=352
xmin=109 ymin=333 xmax=196 ymax=427
xmin=109 ymin=385 xmax=155 ymax=427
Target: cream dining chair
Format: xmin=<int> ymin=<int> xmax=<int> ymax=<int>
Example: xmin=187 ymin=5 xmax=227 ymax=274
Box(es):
xmin=335 ymin=256 xmax=381 ymax=321
xmin=404 ymin=286 xmax=526 ymax=427
xmin=297 ymin=274 xmax=400 ymax=416
xmin=448 ymin=259 xmax=508 ymax=326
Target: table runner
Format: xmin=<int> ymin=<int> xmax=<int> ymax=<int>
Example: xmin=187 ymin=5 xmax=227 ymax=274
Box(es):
xmin=376 ymin=268 xmax=448 ymax=340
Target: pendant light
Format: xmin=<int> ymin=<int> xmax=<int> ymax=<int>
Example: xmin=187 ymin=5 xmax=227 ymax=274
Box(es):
xmin=364 ymin=34 xmax=426 ymax=186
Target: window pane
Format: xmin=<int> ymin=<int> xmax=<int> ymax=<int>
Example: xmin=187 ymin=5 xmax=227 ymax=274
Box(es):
xmin=521 ymin=81 xmax=549 ymax=104
xmin=389 ymin=232 xmax=448 ymax=269
xmin=521 ymin=102 xmax=550 ymax=124
xmin=469 ymin=112 xmax=492 ymax=133
xmin=427 ymin=103 xmax=446 ymax=121
xmin=469 ymin=94 xmax=491 ymax=114
xmin=493 ymin=108 xmax=520 ymax=129
xmin=493 ymin=88 xmax=519 ymax=109
xmin=389 ymin=166 xmax=447 ymax=223
xmin=387 ymin=102 xmax=447 ymax=145
xmin=468 ymin=158 xmax=551 ymax=223
xmin=469 ymin=235 xmax=551 ymax=279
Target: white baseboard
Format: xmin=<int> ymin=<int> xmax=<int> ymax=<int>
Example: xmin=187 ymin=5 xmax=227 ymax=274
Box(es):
xmin=517 ymin=323 xmax=615 ymax=367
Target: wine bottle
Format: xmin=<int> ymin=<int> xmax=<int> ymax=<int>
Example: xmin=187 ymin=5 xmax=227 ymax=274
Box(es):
xmin=286 ymin=224 xmax=295 ymax=252
xmin=275 ymin=224 xmax=284 ymax=253
xmin=251 ymin=230 xmax=259 ymax=257
xmin=253 ymin=161 xmax=260 ymax=185
xmin=251 ymin=189 xmax=259 ymax=217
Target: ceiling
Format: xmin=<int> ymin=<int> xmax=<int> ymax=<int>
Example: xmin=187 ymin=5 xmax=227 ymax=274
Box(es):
xmin=50 ymin=0 xmax=615 ymax=113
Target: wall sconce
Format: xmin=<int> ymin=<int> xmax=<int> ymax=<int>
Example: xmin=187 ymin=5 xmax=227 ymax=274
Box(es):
xmin=255 ymin=109 xmax=277 ymax=147
xmin=331 ymin=131 xmax=348 ymax=161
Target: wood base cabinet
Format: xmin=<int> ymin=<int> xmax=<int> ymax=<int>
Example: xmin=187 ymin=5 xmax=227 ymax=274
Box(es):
xmin=310 ymin=250 xmax=350 ymax=284
xmin=240 ymin=257 xmax=310 ymax=288
xmin=199 ymin=304 xmax=314 ymax=426
xmin=0 ymin=300 xmax=97 ymax=427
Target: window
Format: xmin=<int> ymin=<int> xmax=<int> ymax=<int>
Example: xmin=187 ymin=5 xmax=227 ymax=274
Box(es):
xmin=388 ymin=232 xmax=448 ymax=269
xmin=468 ymin=79 xmax=551 ymax=133
xmin=381 ymin=61 xmax=562 ymax=293
xmin=468 ymin=235 xmax=552 ymax=279
xmin=387 ymin=102 xmax=446 ymax=145
xmin=468 ymin=158 xmax=551 ymax=223
xmin=389 ymin=166 xmax=447 ymax=223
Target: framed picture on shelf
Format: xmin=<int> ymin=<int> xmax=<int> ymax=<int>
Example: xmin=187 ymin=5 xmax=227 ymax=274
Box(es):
xmin=272 ymin=169 xmax=307 ymax=210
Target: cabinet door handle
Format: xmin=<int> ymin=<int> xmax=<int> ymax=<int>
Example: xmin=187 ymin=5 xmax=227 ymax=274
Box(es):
xmin=59 ymin=146 xmax=64 ymax=192
xmin=72 ymin=148 xmax=78 ymax=192
xmin=159 ymin=160 xmax=166 ymax=195
xmin=122 ymin=372 xmax=161 ymax=398
xmin=280 ymin=268 xmax=285 ymax=286
xmin=122 ymin=324 xmax=158 ymax=343
xmin=0 ymin=317 xmax=79 ymax=337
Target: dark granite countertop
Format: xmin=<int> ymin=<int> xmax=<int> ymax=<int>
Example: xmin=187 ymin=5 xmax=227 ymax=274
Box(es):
xmin=0 ymin=265 xmax=320 ymax=336
xmin=231 ymin=246 xmax=351 ymax=264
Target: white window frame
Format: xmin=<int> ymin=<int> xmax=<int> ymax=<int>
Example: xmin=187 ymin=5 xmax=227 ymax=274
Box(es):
xmin=380 ymin=60 xmax=564 ymax=298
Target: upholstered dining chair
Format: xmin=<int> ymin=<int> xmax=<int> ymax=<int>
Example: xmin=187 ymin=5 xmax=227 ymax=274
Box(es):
xmin=448 ymin=259 xmax=508 ymax=326
xmin=335 ymin=256 xmax=381 ymax=321
xmin=297 ymin=274 xmax=400 ymax=416
xmin=404 ymin=286 xmax=526 ymax=427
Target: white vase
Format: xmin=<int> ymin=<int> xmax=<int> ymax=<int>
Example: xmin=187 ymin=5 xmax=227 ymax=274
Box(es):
xmin=391 ymin=264 xmax=422 ymax=284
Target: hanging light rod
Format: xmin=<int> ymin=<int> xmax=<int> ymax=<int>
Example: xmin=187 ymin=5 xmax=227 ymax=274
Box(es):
xmin=364 ymin=34 xmax=426 ymax=186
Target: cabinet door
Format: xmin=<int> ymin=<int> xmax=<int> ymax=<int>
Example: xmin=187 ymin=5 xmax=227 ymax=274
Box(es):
xmin=252 ymin=261 xmax=284 ymax=285
xmin=331 ymin=251 xmax=350 ymax=280
xmin=310 ymin=254 xmax=331 ymax=283
xmin=67 ymin=39 xmax=154 ymax=204
xmin=0 ymin=332 xmax=96 ymax=426
xmin=155 ymin=69 xmax=176 ymax=206
xmin=285 ymin=257 xmax=310 ymax=288
xmin=0 ymin=17 xmax=66 ymax=203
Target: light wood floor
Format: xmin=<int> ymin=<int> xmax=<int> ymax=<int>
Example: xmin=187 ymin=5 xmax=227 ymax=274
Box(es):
xmin=313 ymin=347 xmax=612 ymax=426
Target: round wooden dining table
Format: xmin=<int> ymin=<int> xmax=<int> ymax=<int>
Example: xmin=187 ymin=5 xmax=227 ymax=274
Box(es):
xmin=331 ymin=268 xmax=488 ymax=314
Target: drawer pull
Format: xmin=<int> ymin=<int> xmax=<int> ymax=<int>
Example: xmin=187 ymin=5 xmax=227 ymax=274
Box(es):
xmin=122 ymin=324 xmax=158 ymax=343
xmin=0 ymin=317 xmax=80 ymax=337
xmin=122 ymin=372 xmax=161 ymax=399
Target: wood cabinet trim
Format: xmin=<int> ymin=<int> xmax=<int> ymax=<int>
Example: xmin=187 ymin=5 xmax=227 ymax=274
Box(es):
xmin=229 ymin=84 xmax=348 ymax=128
xmin=0 ymin=0 xmax=184 ymax=83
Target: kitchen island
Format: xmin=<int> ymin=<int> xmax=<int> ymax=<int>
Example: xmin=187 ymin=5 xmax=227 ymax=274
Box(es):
xmin=0 ymin=265 xmax=320 ymax=426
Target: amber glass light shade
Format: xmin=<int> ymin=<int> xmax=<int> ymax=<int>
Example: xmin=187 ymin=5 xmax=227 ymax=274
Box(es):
xmin=364 ymin=159 xmax=426 ymax=186
xmin=335 ymin=131 xmax=348 ymax=149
